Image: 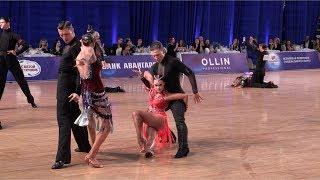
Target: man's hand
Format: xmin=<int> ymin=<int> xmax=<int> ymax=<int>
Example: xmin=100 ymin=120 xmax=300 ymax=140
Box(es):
xmin=69 ymin=93 xmax=80 ymax=102
xmin=193 ymin=92 xmax=203 ymax=104
xmin=7 ymin=50 xmax=17 ymax=56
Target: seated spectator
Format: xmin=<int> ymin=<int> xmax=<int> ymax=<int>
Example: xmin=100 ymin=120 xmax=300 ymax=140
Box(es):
xmin=122 ymin=45 xmax=132 ymax=56
xmin=124 ymin=38 xmax=136 ymax=54
xmin=230 ymin=38 xmax=240 ymax=51
xmin=302 ymin=36 xmax=313 ymax=49
xmin=135 ymin=38 xmax=145 ymax=53
xmin=313 ymin=38 xmax=320 ymax=52
xmin=285 ymin=40 xmax=294 ymax=51
xmin=273 ymin=37 xmax=282 ymax=51
xmin=209 ymin=44 xmax=217 ymax=54
xmin=204 ymin=39 xmax=211 ymax=49
xmin=39 ymin=38 xmax=50 ymax=53
xmin=191 ymin=38 xmax=200 ymax=53
xmin=50 ymin=39 xmax=63 ymax=56
xmin=111 ymin=37 xmax=124 ymax=55
xmin=199 ymin=37 xmax=205 ymax=54
xmin=268 ymin=38 xmax=274 ymax=50
xmin=176 ymin=40 xmax=187 ymax=52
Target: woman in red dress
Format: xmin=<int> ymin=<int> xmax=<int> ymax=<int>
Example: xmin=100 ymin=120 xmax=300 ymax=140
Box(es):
xmin=132 ymin=72 xmax=188 ymax=158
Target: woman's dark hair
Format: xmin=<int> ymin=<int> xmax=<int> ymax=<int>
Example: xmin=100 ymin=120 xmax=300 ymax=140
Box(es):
xmin=39 ymin=38 xmax=48 ymax=48
xmin=51 ymin=39 xmax=61 ymax=49
xmin=81 ymin=33 xmax=94 ymax=46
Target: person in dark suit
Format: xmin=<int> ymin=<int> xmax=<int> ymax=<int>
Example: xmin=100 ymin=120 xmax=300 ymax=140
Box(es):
xmin=252 ymin=44 xmax=268 ymax=84
xmin=0 ymin=17 xmax=37 ymax=108
xmin=140 ymin=41 xmax=203 ymax=158
xmin=167 ymin=37 xmax=177 ymax=57
xmin=246 ymin=36 xmax=258 ymax=67
xmin=51 ymin=21 xmax=91 ymax=169
xmin=251 ymin=43 xmax=278 ymax=88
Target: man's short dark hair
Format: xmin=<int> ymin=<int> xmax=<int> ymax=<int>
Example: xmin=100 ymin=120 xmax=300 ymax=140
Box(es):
xmin=0 ymin=17 xmax=10 ymax=23
xmin=57 ymin=21 xmax=73 ymax=30
xmin=150 ymin=41 xmax=164 ymax=51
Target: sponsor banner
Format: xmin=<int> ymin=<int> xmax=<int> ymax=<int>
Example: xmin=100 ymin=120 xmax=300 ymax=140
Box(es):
xmin=101 ymin=55 xmax=156 ymax=77
xmin=19 ymin=60 xmax=41 ymax=77
xmin=266 ymin=51 xmax=320 ymax=71
xmin=5 ymin=51 xmax=320 ymax=81
xmin=181 ymin=53 xmax=249 ymax=74
xmin=7 ymin=56 xmax=60 ymax=81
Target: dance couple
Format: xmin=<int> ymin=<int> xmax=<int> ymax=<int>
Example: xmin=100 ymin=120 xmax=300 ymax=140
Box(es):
xmin=52 ymin=21 xmax=203 ymax=169
xmin=231 ymin=43 xmax=278 ymax=88
xmin=132 ymin=41 xmax=203 ymax=158
xmin=52 ymin=21 xmax=111 ymax=169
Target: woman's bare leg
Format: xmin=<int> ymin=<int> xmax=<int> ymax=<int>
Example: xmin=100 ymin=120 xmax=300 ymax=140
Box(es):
xmin=132 ymin=110 xmax=145 ymax=150
xmin=145 ymin=126 xmax=157 ymax=158
xmin=147 ymin=126 xmax=156 ymax=150
xmin=85 ymin=119 xmax=111 ymax=168
xmin=87 ymin=117 xmax=96 ymax=145
xmin=132 ymin=110 xmax=163 ymax=151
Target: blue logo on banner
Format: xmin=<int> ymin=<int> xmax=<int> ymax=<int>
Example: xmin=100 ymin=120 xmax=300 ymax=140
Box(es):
xmin=267 ymin=53 xmax=281 ymax=70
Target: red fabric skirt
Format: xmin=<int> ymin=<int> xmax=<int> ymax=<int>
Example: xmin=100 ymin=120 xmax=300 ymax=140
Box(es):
xmin=142 ymin=112 xmax=174 ymax=149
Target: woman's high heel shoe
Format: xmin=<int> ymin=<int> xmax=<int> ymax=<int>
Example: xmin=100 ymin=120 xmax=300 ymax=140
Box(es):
xmin=85 ymin=155 xmax=103 ymax=168
xmin=145 ymin=149 xmax=155 ymax=158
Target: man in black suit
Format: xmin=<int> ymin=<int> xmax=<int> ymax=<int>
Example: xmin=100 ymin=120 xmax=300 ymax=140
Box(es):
xmin=51 ymin=21 xmax=91 ymax=169
xmin=141 ymin=41 xmax=203 ymax=158
xmin=0 ymin=17 xmax=37 ymax=108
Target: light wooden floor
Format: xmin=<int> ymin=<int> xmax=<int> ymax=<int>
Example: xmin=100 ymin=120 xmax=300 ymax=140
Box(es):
xmin=1 ymin=69 xmax=320 ymax=179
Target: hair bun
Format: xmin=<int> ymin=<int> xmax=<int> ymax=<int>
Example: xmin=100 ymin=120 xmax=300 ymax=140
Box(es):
xmin=81 ymin=33 xmax=94 ymax=46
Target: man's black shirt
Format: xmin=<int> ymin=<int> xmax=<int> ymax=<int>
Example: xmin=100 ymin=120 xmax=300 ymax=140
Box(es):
xmin=0 ymin=28 xmax=29 ymax=55
xmin=256 ymin=50 xmax=268 ymax=71
xmin=149 ymin=54 xmax=198 ymax=94
xmin=59 ymin=37 xmax=81 ymax=74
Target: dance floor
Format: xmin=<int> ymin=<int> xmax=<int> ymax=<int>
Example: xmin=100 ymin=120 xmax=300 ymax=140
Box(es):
xmin=1 ymin=69 xmax=320 ymax=179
